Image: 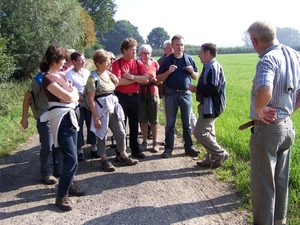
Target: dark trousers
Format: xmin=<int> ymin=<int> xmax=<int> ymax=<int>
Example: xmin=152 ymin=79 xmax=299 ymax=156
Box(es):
xmin=115 ymin=91 xmax=140 ymax=153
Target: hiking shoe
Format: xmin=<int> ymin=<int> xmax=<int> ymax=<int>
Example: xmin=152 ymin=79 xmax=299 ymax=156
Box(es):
xmin=101 ymin=160 xmax=115 ymax=172
xmin=211 ymin=151 xmax=229 ymax=169
xmin=55 ymin=196 xmax=72 ymax=211
xmin=119 ymin=156 xmax=138 ymax=166
xmin=140 ymin=141 xmax=147 ymax=151
xmin=185 ymin=147 xmax=200 ymax=157
xmin=78 ymin=153 xmax=86 ymax=161
xmin=41 ymin=175 xmax=58 ymax=184
xmin=152 ymin=142 xmax=160 ymax=153
xmin=90 ymin=150 xmax=100 ymax=158
xmin=68 ymin=182 xmax=86 ymax=196
xmin=162 ymin=149 xmax=172 ymax=158
xmin=131 ymin=151 xmax=146 ymax=159
xmin=114 ymin=155 xmax=120 ymax=162
xmin=197 ymin=159 xmax=213 ymax=168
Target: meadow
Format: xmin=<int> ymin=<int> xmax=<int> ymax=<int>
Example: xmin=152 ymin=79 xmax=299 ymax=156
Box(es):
xmin=0 ymin=53 xmax=299 ymax=223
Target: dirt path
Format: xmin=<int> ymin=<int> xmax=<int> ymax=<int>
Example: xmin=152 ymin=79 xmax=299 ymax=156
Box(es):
xmin=0 ymin=124 xmax=251 ymax=225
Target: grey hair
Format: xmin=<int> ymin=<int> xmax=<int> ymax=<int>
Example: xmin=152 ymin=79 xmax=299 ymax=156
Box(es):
xmin=247 ymin=20 xmax=276 ymax=44
xmin=138 ymin=44 xmax=152 ymax=55
xmin=163 ymin=40 xmax=171 ymax=48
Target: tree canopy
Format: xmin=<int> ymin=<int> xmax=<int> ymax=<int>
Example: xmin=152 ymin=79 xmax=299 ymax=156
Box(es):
xmin=100 ymin=20 xmax=144 ymax=55
xmin=0 ymin=0 xmax=95 ymax=79
xmin=146 ymin=27 xmax=170 ymax=49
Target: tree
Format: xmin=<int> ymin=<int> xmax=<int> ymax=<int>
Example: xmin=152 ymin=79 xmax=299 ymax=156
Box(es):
xmin=146 ymin=27 xmax=170 ymax=49
xmin=100 ymin=20 xmax=144 ymax=55
xmin=79 ymin=0 xmax=117 ymax=35
xmin=276 ymin=27 xmax=300 ymax=47
xmin=0 ymin=36 xmax=15 ymax=82
xmin=242 ymin=27 xmax=300 ymax=48
xmin=0 ymin=0 xmax=91 ymax=79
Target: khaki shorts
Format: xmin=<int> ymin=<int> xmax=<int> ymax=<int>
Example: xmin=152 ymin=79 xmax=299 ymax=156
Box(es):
xmin=139 ymin=94 xmax=159 ymax=124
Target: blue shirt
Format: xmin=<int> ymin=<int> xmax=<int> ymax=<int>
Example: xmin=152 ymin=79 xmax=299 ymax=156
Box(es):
xmin=157 ymin=53 xmax=198 ymax=90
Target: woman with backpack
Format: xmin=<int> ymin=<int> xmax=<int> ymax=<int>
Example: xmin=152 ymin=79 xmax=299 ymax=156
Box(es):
xmin=87 ymin=49 xmax=138 ymax=172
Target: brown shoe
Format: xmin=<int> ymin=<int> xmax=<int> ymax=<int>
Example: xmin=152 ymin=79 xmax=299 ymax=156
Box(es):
xmin=68 ymin=182 xmax=86 ymax=196
xmin=101 ymin=160 xmax=116 ymax=172
xmin=55 ymin=196 xmax=72 ymax=211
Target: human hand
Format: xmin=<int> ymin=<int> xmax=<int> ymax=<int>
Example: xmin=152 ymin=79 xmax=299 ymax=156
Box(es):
xmin=94 ymin=117 xmax=102 ymax=129
xmin=20 ymin=118 xmax=29 ymax=129
xmin=168 ymin=64 xmax=177 ymax=73
xmin=256 ymin=106 xmax=277 ymax=124
xmin=186 ymin=65 xmax=194 ymax=74
xmin=187 ymin=84 xmax=197 ymax=93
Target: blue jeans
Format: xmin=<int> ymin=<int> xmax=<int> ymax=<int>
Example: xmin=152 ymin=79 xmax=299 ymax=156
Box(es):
xmin=164 ymin=89 xmax=193 ymax=151
xmin=78 ymin=107 xmax=96 ymax=149
xmin=250 ymin=118 xmax=294 ymax=225
xmin=57 ymin=113 xmax=78 ymax=197
xmin=37 ymin=119 xmax=63 ymax=176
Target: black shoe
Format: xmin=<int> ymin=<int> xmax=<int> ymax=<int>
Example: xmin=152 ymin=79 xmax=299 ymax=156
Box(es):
xmin=90 ymin=150 xmax=100 ymax=158
xmin=162 ymin=149 xmax=172 ymax=158
xmin=56 ymin=196 xmax=72 ymax=211
xmin=114 ymin=155 xmax=120 ymax=162
xmin=78 ymin=153 xmax=86 ymax=161
xmin=131 ymin=151 xmax=146 ymax=159
xmin=68 ymin=182 xmax=86 ymax=196
xmin=185 ymin=148 xmax=200 ymax=157
xmin=53 ymin=169 xmax=61 ymax=178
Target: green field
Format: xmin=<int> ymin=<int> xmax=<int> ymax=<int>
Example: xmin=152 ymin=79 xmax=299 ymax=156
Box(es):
xmin=1 ymin=53 xmax=299 ymax=224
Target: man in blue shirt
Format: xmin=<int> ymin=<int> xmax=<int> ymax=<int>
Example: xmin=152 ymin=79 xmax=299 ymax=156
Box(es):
xmin=157 ymin=35 xmax=199 ymax=158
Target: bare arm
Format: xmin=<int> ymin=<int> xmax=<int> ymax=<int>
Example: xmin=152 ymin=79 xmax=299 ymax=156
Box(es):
xmin=118 ymin=72 xmax=149 ymax=86
xmin=47 ymin=83 xmax=79 ymax=103
xmin=185 ymin=65 xmax=198 ymax=80
xmin=255 ymin=85 xmax=277 ymax=123
xmin=20 ymin=91 xmax=32 ymax=129
xmin=87 ymin=91 xmax=102 ymax=129
xmin=156 ymin=64 xmax=177 ymax=83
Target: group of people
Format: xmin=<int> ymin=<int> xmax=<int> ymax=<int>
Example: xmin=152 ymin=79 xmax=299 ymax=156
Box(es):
xmin=19 ymin=20 xmax=299 ymax=225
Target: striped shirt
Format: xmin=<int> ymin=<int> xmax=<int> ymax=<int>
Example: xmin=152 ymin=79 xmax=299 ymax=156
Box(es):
xmin=250 ymin=45 xmax=300 ymax=119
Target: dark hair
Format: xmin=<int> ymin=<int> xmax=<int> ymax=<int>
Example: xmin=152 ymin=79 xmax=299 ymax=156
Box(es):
xmin=39 ymin=44 xmax=67 ymax=72
xmin=120 ymin=38 xmax=137 ymax=54
xmin=171 ymin=35 xmax=184 ymax=43
xmin=201 ymin=43 xmax=217 ymax=57
xmin=71 ymin=51 xmax=84 ymax=61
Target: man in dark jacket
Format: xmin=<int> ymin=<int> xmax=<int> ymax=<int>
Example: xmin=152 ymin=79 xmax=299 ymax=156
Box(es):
xmin=187 ymin=43 xmax=228 ymax=169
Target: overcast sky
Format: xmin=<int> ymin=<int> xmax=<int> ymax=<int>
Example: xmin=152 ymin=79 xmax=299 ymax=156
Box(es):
xmin=114 ymin=0 xmax=300 ymax=47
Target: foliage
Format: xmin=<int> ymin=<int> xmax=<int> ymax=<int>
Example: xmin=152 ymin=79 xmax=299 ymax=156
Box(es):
xmin=0 ymin=0 xmax=88 ymax=80
xmin=146 ymin=27 xmax=170 ymax=49
xmin=0 ymin=36 xmax=16 ymax=82
xmin=242 ymin=26 xmax=300 ymax=48
xmin=75 ymin=10 xmax=97 ymax=51
xmin=79 ymin=0 xmax=117 ymax=35
xmin=99 ymin=20 xmax=144 ymax=55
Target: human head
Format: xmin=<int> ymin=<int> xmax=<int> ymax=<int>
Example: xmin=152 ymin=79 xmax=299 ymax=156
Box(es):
xmin=93 ymin=49 xmax=110 ymax=69
xmin=138 ymin=44 xmax=152 ymax=61
xmin=198 ymin=43 xmax=217 ymax=64
xmin=247 ymin=20 xmax=277 ymax=53
xmin=65 ymin=49 xmax=76 ymax=67
xmin=171 ymin=35 xmax=185 ymax=56
xmin=162 ymin=40 xmax=173 ymax=56
xmin=120 ymin=38 xmax=138 ymax=60
xmin=40 ymin=44 xmax=67 ymax=72
xmin=71 ymin=51 xmax=85 ymax=70
xmin=107 ymin=51 xmax=116 ymax=71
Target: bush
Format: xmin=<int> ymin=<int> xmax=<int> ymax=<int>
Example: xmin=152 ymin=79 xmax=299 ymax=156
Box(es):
xmin=0 ymin=37 xmax=16 ymax=82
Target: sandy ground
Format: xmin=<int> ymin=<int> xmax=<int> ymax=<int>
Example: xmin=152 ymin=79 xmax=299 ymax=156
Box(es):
xmin=0 ymin=123 xmax=251 ymax=225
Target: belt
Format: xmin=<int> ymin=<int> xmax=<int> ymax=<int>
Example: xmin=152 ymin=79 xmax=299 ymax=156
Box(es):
xmin=115 ymin=91 xmax=138 ymax=96
xmin=166 ymin=86 xmax=187 ymax=93
xmin=239 ymin=116 xmax=290 ymax=130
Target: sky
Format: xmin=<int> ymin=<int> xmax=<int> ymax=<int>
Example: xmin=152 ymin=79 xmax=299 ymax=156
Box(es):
xmin=113 ymin=0 xmax=300 ymax=47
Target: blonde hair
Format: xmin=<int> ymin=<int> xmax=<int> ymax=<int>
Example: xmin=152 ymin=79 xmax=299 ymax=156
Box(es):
xmin=93 ymin=49 xmax=110 ymax=66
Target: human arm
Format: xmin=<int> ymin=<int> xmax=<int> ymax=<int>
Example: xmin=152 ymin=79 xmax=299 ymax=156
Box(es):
xmin=185 ymin=65 xmax=198 ymax=80
xmin=187 ymin=84 xmax=197 ymax=93
xmin=20 ymin=91 xmax=32 ymax=129
xmin=156 ymin=65 xmax=177 ymax=83
xmin=255 ymin=85 xmax=277 ymax=123
xmin=87 ymin=90 xmax=102 ymax=129
xmin=46 ymin=83 xmax=79 ymax=103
